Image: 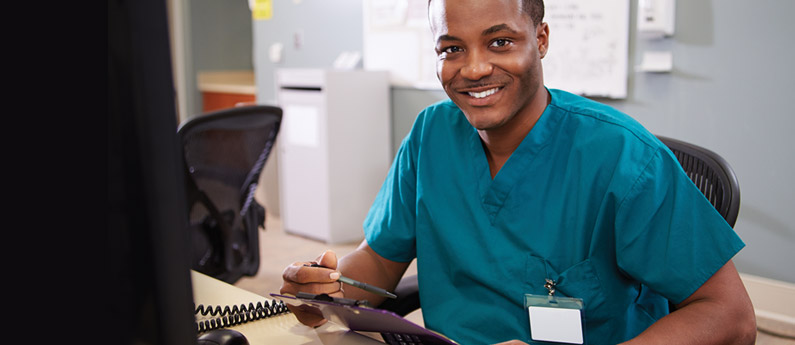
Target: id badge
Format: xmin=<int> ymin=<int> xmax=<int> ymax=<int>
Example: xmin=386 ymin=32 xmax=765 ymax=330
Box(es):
xmin=524 ymin=279 xmax=585 ymax=344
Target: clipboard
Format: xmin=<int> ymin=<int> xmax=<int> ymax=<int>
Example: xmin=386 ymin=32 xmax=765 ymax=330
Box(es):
xmin=270 ymin=293 xmax=458 ymax=345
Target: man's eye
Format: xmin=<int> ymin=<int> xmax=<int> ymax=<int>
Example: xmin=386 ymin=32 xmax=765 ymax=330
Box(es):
xmin=490 ymin=39 xmax=511 ymax=48
xmin=443 ymin=46 xmax=462 ymax=54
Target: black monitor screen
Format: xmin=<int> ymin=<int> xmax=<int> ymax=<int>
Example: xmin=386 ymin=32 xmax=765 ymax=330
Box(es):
xmin=108 ymin=0 xmax=197 ymax=344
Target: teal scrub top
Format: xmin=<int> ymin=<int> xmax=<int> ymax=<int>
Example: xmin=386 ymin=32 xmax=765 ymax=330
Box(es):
xmin=364 ymin=88 xmax=744 ymax=345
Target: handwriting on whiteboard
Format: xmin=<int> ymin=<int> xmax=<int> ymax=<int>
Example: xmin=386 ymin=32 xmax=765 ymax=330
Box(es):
xmin=362 ymin=0 xmax=630 ymax=98
xmin=542 ymin=0 xmax=630 ymax=99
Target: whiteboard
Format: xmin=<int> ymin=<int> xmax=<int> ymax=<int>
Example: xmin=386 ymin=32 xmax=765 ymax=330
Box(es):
xmin=542 ymin=0 xmax=630 ymax=98
xmin=362 ymin=0 xmax=630 ymax=98
xmin=362 ymin=0 xmax=439 ymax=89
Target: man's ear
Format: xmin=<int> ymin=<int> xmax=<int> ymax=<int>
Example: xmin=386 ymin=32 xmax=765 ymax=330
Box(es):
xmin=537 ymin=22 xmax=549 ymax=58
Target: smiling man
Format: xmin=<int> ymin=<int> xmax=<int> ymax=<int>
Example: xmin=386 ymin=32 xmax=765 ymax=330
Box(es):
xmin=431 ymin=0 xmax=549 ymax=179
xmin=280 ymin=0 xmax=756 ymax=344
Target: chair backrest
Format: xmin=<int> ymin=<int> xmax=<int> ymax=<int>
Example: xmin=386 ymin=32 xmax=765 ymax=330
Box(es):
xmin=656 ymin=135 xmax=741 ymax=228
xmin=178 ymin=105 xmax=282 ymax=283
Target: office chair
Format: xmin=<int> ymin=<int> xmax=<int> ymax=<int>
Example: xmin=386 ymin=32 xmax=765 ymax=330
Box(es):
xmin=655 ymin=135 xmax=741 ymax=227
xmin=178 ymin=105 xmax=282 ymax=284
xmin=379 ymin=135 xmax=741 ymax=316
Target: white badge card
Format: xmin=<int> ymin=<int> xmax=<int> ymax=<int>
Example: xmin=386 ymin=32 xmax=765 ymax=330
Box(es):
xmin=525 ymin=293 xmax=585 ymax=344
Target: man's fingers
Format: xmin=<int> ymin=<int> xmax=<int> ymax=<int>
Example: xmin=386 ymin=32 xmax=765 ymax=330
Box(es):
xmin=283 ymin=261 xmax=340 ymax=284
xmin=287 ymin=304 xmax=327 ymax=327
xmin=317 ymin=250 xmax=338 ymax=270
xmin=283 ymin=280 xmax=343 ymax=296
xmin=279 ymin=250 xmax=342 ymax=328
xmin=281 ymin=260 xmax=344 ymax=297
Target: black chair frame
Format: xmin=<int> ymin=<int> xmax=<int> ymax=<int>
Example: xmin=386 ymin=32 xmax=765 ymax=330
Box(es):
xmin=178 ymin=105 xmax=282 ymax=284
xmin=656 ymin=135 xmax=740 ymax=227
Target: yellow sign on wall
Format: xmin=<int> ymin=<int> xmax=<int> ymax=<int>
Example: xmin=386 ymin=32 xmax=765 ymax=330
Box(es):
xmin=252 ymin=0 xmax=272 ymax=20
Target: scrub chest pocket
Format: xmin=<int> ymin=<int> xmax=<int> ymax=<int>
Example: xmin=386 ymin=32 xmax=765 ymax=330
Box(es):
xmin=525 ymin=255 xmax=610 ymax=329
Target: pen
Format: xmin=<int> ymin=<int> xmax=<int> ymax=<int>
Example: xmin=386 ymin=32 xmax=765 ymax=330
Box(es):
xmin=307 ymin=263 xmax=397 ymax=299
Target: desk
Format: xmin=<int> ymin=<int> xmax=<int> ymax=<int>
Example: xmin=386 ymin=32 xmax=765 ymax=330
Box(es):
xmin=191 ymin=271 xmax=385 ymax=344
xmin=197 ymin=70 xmax=256 ymax=112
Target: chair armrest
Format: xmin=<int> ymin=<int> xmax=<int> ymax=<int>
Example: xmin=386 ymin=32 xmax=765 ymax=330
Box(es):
xmin=378 ymin=274 xmax=420 ymax=316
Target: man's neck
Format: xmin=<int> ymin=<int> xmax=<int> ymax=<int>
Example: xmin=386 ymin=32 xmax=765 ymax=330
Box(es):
xmin=480 ymin=87 xmax=550 ymax=178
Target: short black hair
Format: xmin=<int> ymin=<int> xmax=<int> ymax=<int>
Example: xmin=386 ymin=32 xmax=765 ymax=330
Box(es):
xmin=523 ymin=0 xmax=545 ymax=27
xmin=428 ymin=0 xmax=545 ymax=27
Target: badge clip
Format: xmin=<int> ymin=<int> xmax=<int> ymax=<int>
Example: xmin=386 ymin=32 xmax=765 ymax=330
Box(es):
xmin=524 ymin=278 xmax=586 ymax=344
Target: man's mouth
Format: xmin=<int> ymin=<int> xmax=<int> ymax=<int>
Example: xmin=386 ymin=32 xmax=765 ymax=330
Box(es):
xmin=467 ymin=87 xmax=501 ymax=99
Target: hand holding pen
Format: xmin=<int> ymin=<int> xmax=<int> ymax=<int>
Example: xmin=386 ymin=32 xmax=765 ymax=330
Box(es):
xmin=280 ymin=249 xmax=396 ymax=327
xmin=305 ymin=263 xmax=397 ymax=299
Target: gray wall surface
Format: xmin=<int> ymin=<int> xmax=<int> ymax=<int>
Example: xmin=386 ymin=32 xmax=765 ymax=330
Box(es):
xmin=181 ymin=0 xmax=254 ymax=118
xmin=599 ymin=1 xmax=795 ymax=283
xmin=245 ymin=0 xmax=794 ymax=283
xmin=252 ymin=0 xmax=364 ymax=104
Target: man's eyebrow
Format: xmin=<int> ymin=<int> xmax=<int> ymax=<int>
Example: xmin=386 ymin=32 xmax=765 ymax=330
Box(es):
xmin=436 ymin=34 xmax=461 ymax=44
xmin=435 ymin=24 xmax=519 ymax=46
xmin=482 ymin=24 xmax=519 ymax=36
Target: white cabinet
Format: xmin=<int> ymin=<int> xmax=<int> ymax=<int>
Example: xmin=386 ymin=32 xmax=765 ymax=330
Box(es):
xmin=276 ymin=68 xmax=391 ymax=243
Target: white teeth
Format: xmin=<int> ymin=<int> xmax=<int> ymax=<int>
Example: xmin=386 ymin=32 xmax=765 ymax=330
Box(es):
xmin=468 ymin=88 xmax=499 ymax=98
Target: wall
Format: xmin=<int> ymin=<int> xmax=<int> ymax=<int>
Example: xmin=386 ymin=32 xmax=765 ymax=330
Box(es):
xmin=599 ymin=0 xmax=795 ymax=283
xmin=252 ymin=0 xmax=364 ymax=104
xmin=176 ymin=0 xmax=254 ymax=120
xmin=250 ymin=0 xmax=795 ymax=283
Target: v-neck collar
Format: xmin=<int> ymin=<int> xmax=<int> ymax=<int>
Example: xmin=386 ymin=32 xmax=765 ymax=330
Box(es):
xmin=468 ymin=89 xmax=562 ymax=224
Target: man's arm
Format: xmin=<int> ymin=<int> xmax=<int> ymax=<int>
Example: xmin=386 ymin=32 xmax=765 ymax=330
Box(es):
xmin=280 ymin=240 xmax=410 ymax=326
xmin=621 ymin=260 xmax=757 ymax=345
xmin=338 ymin=241 xmax=411 ymax=305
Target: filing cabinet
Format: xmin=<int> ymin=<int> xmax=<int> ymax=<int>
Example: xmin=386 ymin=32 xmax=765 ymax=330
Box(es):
xmin=276 ymin=68 xmax=390 ymax=243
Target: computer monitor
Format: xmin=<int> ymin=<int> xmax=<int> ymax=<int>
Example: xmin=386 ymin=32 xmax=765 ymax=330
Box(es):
xmin=108 ymin=0 xmax=197 ymax=344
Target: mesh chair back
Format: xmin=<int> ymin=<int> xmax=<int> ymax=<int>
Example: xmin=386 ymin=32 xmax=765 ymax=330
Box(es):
xmin=178 ymin=105 xmax=282 ymax=283
xmin=657 ymin=135 xmax=741 ymax=228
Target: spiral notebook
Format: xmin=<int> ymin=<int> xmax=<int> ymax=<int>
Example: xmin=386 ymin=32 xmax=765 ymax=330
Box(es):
xmin=271 ymin=293 xmax=458 ymax=345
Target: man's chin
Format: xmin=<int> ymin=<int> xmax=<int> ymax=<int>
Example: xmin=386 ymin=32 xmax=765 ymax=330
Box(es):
xmin=462 ymin=112 xmax=505 ymax=131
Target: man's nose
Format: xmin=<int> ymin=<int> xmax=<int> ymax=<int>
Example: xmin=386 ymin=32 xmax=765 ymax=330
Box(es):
xmin=460 ymin=51 xmax=493 ymax=80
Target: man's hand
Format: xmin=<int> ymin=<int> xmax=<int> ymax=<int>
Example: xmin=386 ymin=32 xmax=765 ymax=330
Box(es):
xmin=279 ymin=242 xmax=411 ymax=328
xmin=280 ymin=250 xmax=344 ymax=327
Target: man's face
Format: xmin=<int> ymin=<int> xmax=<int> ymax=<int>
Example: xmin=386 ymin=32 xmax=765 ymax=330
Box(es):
xmin=429 ymin=0 xmax=548 ymax=131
